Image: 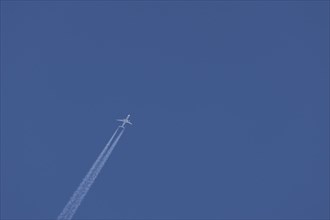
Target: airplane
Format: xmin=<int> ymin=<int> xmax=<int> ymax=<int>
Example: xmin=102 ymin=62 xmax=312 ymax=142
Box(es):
xmin=117 ymin=114 xmax=132 ymax=128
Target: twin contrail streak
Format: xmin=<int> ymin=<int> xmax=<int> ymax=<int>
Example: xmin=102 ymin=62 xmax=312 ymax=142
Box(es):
xmin=57 ymin=126 xmax=125 ymax=220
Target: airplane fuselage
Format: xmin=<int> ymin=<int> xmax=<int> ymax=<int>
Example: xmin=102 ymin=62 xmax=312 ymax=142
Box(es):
xmin=117 ymin=114 xmax=132 ymax=128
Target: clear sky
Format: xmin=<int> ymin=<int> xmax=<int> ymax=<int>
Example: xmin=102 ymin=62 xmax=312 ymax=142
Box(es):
xmin=1 ymin=1 xmax=329 ymax=219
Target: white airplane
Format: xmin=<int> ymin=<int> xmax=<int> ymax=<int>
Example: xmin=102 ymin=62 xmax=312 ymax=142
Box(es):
xmin=117 ymin=114 xmax=132 ymax=128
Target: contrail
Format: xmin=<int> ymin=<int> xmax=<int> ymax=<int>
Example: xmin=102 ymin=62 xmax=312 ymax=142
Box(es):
xmin=58 ymin=127 xmax=125 ymax=220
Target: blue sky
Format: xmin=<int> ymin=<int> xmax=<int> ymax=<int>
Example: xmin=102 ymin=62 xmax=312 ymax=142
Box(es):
xmin=1 ymin=1 xmax=329 ymax=219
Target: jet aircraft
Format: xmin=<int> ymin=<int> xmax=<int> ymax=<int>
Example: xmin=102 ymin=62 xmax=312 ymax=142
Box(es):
xmin=117 ymin=114 xmax=132 ymax=128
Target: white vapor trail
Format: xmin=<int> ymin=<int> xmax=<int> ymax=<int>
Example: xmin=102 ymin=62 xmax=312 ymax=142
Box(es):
xmin=58 ymin=127 xmax=125 ymax=220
